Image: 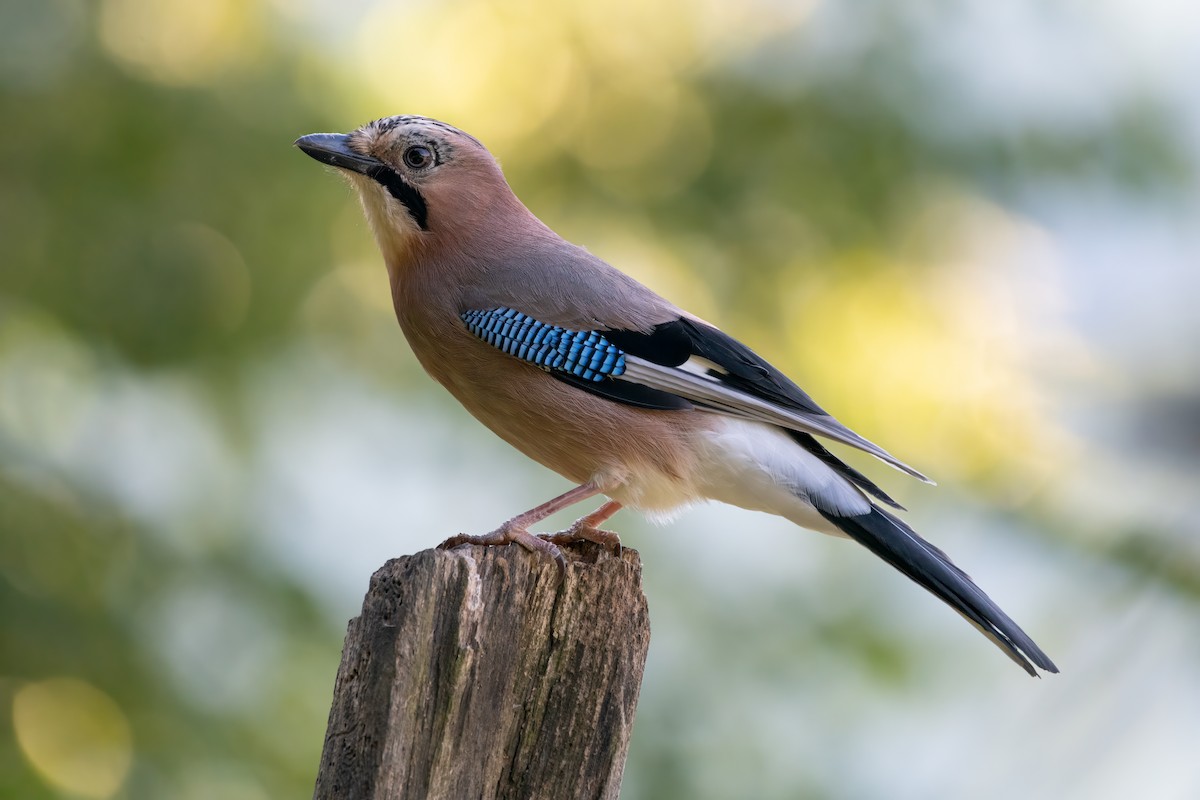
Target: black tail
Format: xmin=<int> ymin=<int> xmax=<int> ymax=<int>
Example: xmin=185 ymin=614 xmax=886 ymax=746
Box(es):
xmin=820 ymin=505 xmax=1059 ymax=676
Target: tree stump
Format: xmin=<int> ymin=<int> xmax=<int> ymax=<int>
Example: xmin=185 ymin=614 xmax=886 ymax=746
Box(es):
xmin=313 ymin=542 xmax=651 ymax=800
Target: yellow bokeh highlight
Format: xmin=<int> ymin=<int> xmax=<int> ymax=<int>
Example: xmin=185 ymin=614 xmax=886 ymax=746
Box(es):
xmin=349 ymin=0 xmax=811 ymax=165
xmin=13 ymin=678 xmax=134 ymax=799
xmin=356 ymin=0 xmax=577 ymax=150
xmin=98 ymin=0 xmax=257 ymax=86
xmin=566 ymin=0 xmax=814 ymax=74
xmin=779 ymin=201 xmax=1081 ymax=500
xmin=568 ymin=81 xmax=714 ymax=200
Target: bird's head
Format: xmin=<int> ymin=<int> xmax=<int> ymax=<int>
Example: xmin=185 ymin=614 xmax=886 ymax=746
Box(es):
xmin=296 ymin=115 xmax=517 ymax=264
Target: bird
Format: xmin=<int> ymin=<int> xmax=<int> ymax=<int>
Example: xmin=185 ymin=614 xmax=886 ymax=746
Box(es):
xmin=295 ymin=115 xmax=1058 ymax=677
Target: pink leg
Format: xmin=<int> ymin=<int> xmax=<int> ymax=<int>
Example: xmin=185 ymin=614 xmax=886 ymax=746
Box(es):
xmin=438 ymin=482 xmax=602 ymax=574
xmin=540 ymin=500 xmax=624 ymax=552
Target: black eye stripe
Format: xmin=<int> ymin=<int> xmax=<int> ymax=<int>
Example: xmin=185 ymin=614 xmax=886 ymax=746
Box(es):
xmin=364 ymin=165 xmax=429 ymax=231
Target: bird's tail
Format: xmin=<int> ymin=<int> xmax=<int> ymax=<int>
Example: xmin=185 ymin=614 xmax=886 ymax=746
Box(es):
xmin=819 ymin=505 xmax=1059 ymax=676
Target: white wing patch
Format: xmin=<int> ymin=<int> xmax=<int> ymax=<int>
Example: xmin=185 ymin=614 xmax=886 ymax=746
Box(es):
xmin=676 ymin=355 xmax=728 ymax=377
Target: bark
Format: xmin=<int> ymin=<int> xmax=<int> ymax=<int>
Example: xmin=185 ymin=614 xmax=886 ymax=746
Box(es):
xmin=313 ymin=541 xmax=650 ymax=800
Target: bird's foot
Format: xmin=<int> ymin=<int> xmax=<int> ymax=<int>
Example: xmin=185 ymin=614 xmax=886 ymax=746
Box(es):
xmin=540 ymin=521 xmax=622 ymax=555
xmin=439 ymin=524 xmax=567 ymax=577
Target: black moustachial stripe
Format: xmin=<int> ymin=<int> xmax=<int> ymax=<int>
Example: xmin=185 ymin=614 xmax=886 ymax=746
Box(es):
xmin=364 ymin=164 xmax=429 ymax=231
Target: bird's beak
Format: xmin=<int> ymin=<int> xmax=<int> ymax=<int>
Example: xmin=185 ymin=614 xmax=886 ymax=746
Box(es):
xmin=294 ymin=133 xmax=384 ymax=175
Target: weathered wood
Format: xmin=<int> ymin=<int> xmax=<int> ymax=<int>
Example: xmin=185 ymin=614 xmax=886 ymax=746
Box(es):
xmin=314 ymin=542 xmax=651 ymax=800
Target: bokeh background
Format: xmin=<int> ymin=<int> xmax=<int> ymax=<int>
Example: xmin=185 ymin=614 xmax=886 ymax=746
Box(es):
xmin=2 ymin=0 xmax=1199 ymax=797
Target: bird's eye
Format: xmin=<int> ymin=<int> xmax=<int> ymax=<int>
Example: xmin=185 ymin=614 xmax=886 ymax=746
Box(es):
xmin=403 ymin=145 xmax=434 ymax=169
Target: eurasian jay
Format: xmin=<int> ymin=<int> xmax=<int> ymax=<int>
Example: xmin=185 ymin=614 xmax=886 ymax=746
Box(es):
xmin=296 ymin=115 xmax=1058 ymax=676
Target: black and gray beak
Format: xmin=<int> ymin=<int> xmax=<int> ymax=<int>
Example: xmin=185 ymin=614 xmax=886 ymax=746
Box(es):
xmin=294 ymin=133 xmax=384 ymax=174
xmin=295 ymin=132 xmax=430 ymax=231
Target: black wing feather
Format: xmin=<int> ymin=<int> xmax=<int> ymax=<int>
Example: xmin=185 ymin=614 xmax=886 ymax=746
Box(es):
xmin=552 ymin=372 xmax=693 ymax=410
xmin=609 ymin=318 xmax=829 ymax=416
xmin=679 ymin=319 xmax=828 ymax=415
xmin=462 ymin=307 xmax=926 ymax=481
xmin=819 ymin=506 xmax=1059 ymax=676
xmin=602 ymin=322 xmax=693 ymax=366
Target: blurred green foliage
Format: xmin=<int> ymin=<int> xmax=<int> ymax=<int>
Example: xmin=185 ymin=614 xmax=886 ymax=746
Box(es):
xmin=2 ymin=0 xmax=1198 ymax=798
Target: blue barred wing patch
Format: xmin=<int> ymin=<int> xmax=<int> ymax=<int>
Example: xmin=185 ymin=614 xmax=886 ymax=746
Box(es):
xmin=461 ymin=308 xmax=626 ymax=382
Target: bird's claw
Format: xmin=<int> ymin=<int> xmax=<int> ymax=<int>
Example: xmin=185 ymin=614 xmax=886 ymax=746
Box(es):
xmin=438 ymin=526 xmax=568 ymax=580
xmin=540 ymin=524 xmax=623 ymax=556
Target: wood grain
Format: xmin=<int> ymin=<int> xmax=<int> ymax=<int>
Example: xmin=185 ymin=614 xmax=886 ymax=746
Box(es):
xmin=313 ymin=542 xmax=650 ymax=800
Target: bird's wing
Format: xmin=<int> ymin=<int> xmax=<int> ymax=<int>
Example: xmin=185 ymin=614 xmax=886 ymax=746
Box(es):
xmin=459 ymin=308 xmax=931 ymax=486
